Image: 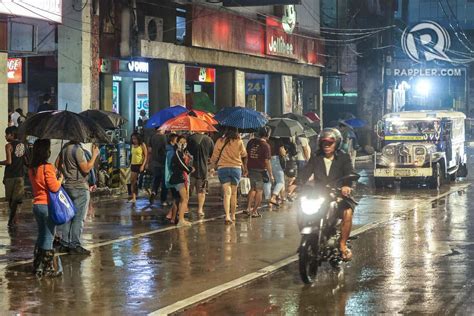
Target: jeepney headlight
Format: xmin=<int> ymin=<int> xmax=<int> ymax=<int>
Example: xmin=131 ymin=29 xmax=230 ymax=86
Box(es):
xmin=415 ymin=147 xmax=426 ymax=156
xmin=383 ymin=147 xmax=394 ymax=155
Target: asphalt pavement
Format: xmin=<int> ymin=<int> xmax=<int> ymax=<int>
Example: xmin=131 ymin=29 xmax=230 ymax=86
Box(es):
xmin=0 ymin=157 xmax=473 ymax=315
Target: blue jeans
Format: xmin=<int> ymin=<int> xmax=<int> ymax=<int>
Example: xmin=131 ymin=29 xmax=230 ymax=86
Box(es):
xmin=33 ymin=204 xmax=56 ymax=250
xmin=264 ymin=156 xmax=285 ymax=199
xmin=58 ymin=188 xmax=90 ymax=248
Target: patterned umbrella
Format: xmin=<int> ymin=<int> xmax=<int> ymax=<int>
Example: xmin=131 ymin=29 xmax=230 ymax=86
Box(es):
xmin=159 ymin=115 xmax=217 ymax=132
xmin=216 ymin=107 xmax=268 ymax=130
xmin=145 ymin=106 xmax=187 ymax=128
xmin=267 ymin=118 xmax=305 ymax=138
xmin=175 ymin=110 xmax=218 ymax=125
xmin=19 ymin=110 xmax=109 ymax=143
xmin=80 ymin=109 xmax=127 ymax=129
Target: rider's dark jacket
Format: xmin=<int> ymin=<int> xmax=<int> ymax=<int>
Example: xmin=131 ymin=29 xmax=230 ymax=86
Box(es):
xmin=297 ymin=150 xmax=354 ymax=189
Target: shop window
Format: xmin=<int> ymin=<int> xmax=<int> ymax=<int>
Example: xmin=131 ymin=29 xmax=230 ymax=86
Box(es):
xmin=176 ymin=8 xmax=186 ymax=44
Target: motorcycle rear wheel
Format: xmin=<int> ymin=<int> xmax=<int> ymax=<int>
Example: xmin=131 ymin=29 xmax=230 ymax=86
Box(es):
xmin=299 ymin=235 xmax=320 ymax=284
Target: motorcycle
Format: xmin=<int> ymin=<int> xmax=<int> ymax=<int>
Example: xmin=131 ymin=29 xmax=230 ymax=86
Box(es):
xmin=297 ymin=173 xmax=360 ymax=284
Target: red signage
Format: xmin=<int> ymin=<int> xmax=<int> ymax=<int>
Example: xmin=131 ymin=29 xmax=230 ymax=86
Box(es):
xmin=7 ymin=58 xmax=22 ymax=84
xmin=186 ymin=67 xmax=216 ymax=83
xmin=266 ymin=17 xmax=296 ymax=59
xmin=189 ymin=5 xmax=324 ymax=66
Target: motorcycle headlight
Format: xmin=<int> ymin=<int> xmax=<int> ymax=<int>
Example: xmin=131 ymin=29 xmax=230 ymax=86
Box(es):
xmin=300 ymin=197 xmax=325 ymax=215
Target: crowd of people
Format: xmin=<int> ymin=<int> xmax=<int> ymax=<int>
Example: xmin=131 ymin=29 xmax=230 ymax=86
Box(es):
xmin=137 ymin=125 xmax=317 ymax=227
xmin=0 ymin=108 xmax=360 ymax=278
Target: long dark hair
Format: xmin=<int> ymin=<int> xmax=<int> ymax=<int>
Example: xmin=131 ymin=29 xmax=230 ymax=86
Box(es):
xmin=130 ymin=132 xmax=143 ymax=145
xmin=224 ymin=127 xmax=239 ymax=140
xmin=29 ymin=139 xmax=51 ymax=169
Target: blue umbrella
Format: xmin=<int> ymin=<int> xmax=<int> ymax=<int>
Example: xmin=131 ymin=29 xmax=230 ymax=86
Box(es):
xmin=217 ymin=107 xmax=268 ymax=130
xmin=146 ymin=106 xmax=188 ymax=128
xmin=343 ymin=118 xmax=367 ymax=128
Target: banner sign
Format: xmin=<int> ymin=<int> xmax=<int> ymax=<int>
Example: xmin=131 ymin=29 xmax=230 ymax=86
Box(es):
xmin=0 ymin=0 xmax=62 ymax=23
xmin=282 ymin=75 xmax=293 ymax=114
xmin=169 ymin=63 xmax=186 ymax=106
xmin=7 ymin=58 xmax=22 ymax=84
xmin=235 ymin=70 xmax=246 ymax=107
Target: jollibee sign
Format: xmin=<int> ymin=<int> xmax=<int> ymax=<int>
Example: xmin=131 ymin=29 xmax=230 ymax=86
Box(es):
xmin=7 ymin=58 xmax=22 ymax=84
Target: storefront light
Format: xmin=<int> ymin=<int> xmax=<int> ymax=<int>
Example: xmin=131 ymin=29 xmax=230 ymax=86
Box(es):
xmin=415 ymin=80 xmax=431 ymax=96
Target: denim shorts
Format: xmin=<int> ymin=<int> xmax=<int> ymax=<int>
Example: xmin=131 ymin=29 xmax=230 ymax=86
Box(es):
xmin=217 ymin=167 xmax=242 ymax=185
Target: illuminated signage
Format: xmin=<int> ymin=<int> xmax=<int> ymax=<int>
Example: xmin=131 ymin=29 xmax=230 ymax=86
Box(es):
xmin=128 ymin=61 xmax=149 ymax=73
xmin=266 ymin=17 xmax=296 ymax=59
xmin=7 ymin=58 xmax=22 ymax=84
xmin=0 ymin=1 xmax=62 ymax=23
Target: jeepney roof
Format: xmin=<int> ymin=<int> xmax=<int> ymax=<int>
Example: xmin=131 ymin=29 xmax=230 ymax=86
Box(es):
xmin=383 ymin=111 xmax=466 ymax=121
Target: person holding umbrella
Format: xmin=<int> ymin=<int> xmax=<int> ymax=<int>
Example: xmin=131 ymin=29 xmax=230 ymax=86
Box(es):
xmin=210 ymin=127 xmax=248 ymax=224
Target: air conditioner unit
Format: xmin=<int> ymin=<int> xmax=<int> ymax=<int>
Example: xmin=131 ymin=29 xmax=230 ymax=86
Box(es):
xmin=143 ymin=16 xmax=163 ymax=42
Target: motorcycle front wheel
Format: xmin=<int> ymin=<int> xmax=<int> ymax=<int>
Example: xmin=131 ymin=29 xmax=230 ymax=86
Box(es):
xmin=298 ymin=234 xmax=320 ymax=284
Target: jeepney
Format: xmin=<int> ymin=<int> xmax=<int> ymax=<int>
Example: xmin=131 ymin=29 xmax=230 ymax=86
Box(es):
xmin=374 ymin=111 xmax=467 ymax=189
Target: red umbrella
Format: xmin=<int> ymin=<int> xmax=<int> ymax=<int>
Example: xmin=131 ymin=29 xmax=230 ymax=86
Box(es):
xmin=305 ymin=112 xmax=320 ymax=122
xmin=159 ymin=114 xmax=217 ymax=132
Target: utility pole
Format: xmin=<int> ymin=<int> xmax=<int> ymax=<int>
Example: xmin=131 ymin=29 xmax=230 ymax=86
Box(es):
xmin=353 ymin=0 xmax=394 ymax=148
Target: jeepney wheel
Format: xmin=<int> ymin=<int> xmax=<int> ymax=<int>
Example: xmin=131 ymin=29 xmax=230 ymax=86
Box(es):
xmin=429 ymin=163 xmax=442 ymax=190
xmin=457 ymin=163 xmax=468 ymax=178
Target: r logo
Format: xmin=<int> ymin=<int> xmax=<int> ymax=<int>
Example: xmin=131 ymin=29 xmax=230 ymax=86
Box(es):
xmin=401 ymin=21 xmax=451 ymax=63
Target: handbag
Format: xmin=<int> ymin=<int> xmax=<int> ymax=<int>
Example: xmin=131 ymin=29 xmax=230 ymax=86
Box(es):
xmin=262 ymin=170 xmax=270 ymax=183
xmin=239 ymin=177 xmax=251 ymax=195
xmin=43 ymin=165 xmax=76 ymax=225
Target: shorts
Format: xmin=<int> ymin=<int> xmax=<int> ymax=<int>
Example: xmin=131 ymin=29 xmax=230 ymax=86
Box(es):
xmin=4 ymin=177 xmax=24 ymax=203
xmin=131 ymin=164 xmax=141 ymax=173
xmin=337 ymin=197 xmax=357 ymax=217
xmin=248 ymin=169 xmax=265 ymax=190
xmin=170 ymin=188 xmax=181 ymax=204
xmin=175 ymin=183 xmax=186 ymax=192
xmin=190 ymin=177 xmax=208 ymax=194
xmin=217 ymin=167 xmax=241 ymax=185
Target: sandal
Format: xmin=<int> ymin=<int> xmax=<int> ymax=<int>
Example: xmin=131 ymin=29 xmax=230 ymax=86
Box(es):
xmin=198 ymin=212 xmax=205 ymax=218
xmin=341 ymin=248 xmax=353 ymax=261
xmin=251 ymin=212 xmax=262 ymax=218
xmin=224 ymin=219 xmax=233 ymax=225
xmin=269 ymin=200 xmax=280 ymax=207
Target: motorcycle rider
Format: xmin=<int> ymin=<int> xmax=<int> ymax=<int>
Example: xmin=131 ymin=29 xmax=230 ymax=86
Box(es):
xmin=296 ymin=128 xmax=356 ymax=261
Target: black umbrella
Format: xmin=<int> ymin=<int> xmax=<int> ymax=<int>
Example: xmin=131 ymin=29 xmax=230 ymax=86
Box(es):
xmin=267 ymin=118 xmax=305 ymax=138
xmin=80 ymin=110 xmax=127 ymax=129
xmin=281 ymin=113 xmax=317 ymax=137
xmin=19 ymin=110 xmax=110 ymax=143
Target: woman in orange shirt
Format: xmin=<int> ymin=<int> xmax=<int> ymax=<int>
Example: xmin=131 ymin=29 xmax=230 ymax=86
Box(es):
xmin=29 ymin=139 xmax=63 ymax=278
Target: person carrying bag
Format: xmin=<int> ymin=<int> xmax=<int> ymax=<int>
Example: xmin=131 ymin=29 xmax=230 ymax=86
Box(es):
xmin=28 ymin=139 xmax=65 ymax=278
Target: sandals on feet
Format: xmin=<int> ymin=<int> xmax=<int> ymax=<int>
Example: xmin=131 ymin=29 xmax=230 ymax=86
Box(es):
xmin=224 ymin=219 xmax=233 ymax=225
xmin=251 ymin=212 xmax=262 ymax=218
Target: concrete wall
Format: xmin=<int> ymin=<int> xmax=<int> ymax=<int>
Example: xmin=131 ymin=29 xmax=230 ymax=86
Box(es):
xmin=57 ymin=0 xmax=92 ymax=113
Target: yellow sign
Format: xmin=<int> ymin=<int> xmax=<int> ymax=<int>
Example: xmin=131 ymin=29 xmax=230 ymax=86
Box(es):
xmin=385 ymin=135 xmax=425 ymax=141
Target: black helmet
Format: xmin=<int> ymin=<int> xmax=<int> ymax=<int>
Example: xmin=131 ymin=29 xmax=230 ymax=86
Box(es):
xmin=318 ymin=128 xmax=342 ymax=150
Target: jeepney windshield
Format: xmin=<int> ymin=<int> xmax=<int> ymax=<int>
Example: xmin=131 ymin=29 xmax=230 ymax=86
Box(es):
xmin=385 ymin=119 xmax=441 ymax=135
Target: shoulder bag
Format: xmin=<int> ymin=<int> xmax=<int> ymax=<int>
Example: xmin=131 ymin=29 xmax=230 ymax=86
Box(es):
xmin=43 ymin=165 xmax=76 ymax=225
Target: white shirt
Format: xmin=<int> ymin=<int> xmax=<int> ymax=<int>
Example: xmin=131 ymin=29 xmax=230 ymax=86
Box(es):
xmin=323 ymin=157 xmax=333 ymax=176
xmin=10 ymin=112 xmax=21 ymax=127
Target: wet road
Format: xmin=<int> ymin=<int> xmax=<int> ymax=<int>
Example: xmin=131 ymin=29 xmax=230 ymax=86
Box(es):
xmin=0 ymin=158 xmax=473 ymax=315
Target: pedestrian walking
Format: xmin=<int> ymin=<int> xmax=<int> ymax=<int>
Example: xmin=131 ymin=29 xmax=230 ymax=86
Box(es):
xmin=245 ymin=126 xmax=272 ymax=218
xmin=264 ymin=137 xmax=286 ymax=208
xmin=148 ymin=128 xmax=168 ymax=205
xmin=37 ymin=94 xmax=54 ymax=112
xmin=210 ymin=127 xmax=248 ymax=224
xmin=129 ymin=132 xmax=148 ymax=203
xmin=164 ymin=134 xmax=179 ymax=222
xmin=10 ymin=108 xmax=26 ymax=127
xmin=169 ymin=135 xmax=193 ymax=227
xmin=0 ymin=126 xmax=27 ymax=227
xmin=187 ymin=132 xmax=214 ymax=218
xmin=29 ymin=139 xmax=63 ymax=277
xmin=295 ymin=135 xmax=311 ymax=171
xmin=338 ymin=122 xmax=359 ymax=167
xmin=56 ymin=141 xmax=99 ymax=255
